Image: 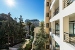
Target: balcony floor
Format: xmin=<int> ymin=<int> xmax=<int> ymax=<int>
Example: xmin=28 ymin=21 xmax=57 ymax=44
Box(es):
xmin=69 ymin=42 xmax=75 ymax=47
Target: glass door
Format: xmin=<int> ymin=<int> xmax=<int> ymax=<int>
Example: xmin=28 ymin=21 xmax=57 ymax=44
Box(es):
xmin=69 ymin=23 xmax=73 ymax=34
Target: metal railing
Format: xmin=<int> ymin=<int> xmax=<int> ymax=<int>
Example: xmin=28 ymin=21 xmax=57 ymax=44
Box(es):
xmin=50 ymin=28 xmax=60 ymax=37
xmin=64 ymin=32 xmax=75 ymax=46
xmin=53 ymin=46 xmax=56 ymax=50
xmin=64 ymin=0 xmax=75 ymax=8
xmin=55 ymin=30 xmax=60 ymax=37
xmin=50 ymin=0 xmax=54 ymax=8
xmin=53 ymin=7 xmax=59 ymax=16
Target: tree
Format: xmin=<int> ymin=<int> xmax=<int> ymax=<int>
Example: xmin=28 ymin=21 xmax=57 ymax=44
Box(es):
xmin=26 ymin=21 xmax=32 ymax=35
xmin=31 ymin=24 xmax=35 ymax=36
xmin=33 ymin=21 xmax=47 ymax=50
xmin=19 ymin=15 xmax=25 ymax=39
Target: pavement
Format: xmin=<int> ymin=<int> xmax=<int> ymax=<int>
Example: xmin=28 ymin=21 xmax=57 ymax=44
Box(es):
xmin=9 ymin=42 xmax=23 ymax=50
xmin=9 ymin=47 xmax=18 ymax=50
xmin=22 ymin=39 xmax=30 ymax=48
xmin=9 ymin=39 xmax=30 ymax=50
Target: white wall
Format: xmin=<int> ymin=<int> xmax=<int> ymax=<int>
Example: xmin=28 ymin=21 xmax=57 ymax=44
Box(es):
xmin=50 ymin=1 xmax=75 ymax=22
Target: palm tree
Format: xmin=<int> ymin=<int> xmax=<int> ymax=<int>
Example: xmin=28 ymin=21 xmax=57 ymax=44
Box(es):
xmin=31 ymin=24 xmax=35 ymax=36
xmin=19 ymin=15 xmax=25 ymax=39
xmin=7 ymin=12 xmax=11 ymax=45
xmin=26 ymin=21 xmax=32 ymax=35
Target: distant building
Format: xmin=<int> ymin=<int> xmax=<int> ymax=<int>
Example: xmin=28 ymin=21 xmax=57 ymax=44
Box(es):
xmin=25 ymin=19 xmax=39 ymax=31
xmin=25 ymin=19 xmax=39 ymax=27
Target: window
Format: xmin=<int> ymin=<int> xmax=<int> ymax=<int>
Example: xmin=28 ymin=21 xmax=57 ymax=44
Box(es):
xmin=46 ymin=45 xmax=49 ymax=49
xmin=49 ymin=28 xmax=51 ymax=31
xmin=46 ymin=23 xmax=49 ymax=28
xmin=55 ymin=23 xmax=59 ymax=31
xmin=46 ymin=13 xmax=49 ymax=17
xmin=55 ymin=42 xmax=59 ymax=47
xmin=69 ymin=23 xmax=73 ymax=34
xmin=46 ymin=2 xmax=49 ymax=6
xmin=69 ymin=23 xmax=75 ymax=34
xmin=74 ymin=23 xmax=75 ymax=34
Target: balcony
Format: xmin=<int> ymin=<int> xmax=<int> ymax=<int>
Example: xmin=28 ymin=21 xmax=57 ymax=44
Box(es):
xmin=53 ymin=46 xmax=60 ymax=50
xmin=53 ymin=7 xmax=59 ymax=16
xmin=64 ymin=0 xmax=75 ymax=8
xmin=64 ymin=32 xmax=75 ymax=46
xmin=55 ymin=30 xmax=60 ymax=37
xmin=51 ymin=29 xmax=60 ymax=37
xmin=55 ymin=42 xmax=60 ymax=50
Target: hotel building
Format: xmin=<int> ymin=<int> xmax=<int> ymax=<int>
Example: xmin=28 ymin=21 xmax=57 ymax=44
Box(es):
xmin=44 ymin=0 xmax=75 ymax=50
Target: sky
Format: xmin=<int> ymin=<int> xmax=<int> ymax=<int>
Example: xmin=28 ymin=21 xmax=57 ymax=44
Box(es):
xmin=0 ymin=0 xmax=44 ymax=21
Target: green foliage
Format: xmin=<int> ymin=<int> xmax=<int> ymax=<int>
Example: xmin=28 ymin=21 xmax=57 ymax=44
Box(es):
xmin=18 ymin=39 xmax=32 ymax=50
xmin=18 ymin=47 xmax=23 ymax=50
xmin=0 ymin=13 xmax=26 ymax=48
xmin=31 ymin=25 xmax=35 ymax=37
xmin=33 ymin=21 xmax=47 ymax=50
xmin=24 ymin=42 xmax=31 ymax=50
xmin=26 ymin=21 xmax=32 ymax=35
xmin=31 ymin=25 xmax=35 ymax=32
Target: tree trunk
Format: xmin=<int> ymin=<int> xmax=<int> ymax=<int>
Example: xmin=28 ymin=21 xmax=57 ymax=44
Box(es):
xmin=13 ymin=35 xmax=14 ymax=43
xmin=29 ymin=25 xmax=30 ymax=35
xmin=8 ymin=34 xmax=9 ymax=45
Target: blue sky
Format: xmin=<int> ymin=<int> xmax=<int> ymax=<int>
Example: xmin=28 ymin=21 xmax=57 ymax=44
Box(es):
xmin=0 ymin=0 xmax=44 ymax=21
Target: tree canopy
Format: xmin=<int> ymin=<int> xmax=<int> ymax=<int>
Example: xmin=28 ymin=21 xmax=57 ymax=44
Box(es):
xmin=33 ymin=21 xmax=47 ymax=50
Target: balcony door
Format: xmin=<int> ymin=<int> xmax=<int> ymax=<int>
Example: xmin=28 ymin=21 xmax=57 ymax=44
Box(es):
xmin=69 ymin=22 xmax=75 ymax=35
xmin=55 ymin=23 xmax=59 ymax=35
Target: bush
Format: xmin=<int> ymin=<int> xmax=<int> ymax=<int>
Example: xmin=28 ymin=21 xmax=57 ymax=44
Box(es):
xmin=24 ymin=43 xmax=32 ymax=50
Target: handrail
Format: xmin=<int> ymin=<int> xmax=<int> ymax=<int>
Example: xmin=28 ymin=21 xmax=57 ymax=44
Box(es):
xmin=64 ymin=0 xmax=75 ymax=8
xmin=53 ymin=7 xmax=59 ymax=16
xmin=64 ymin=32 xmax=75 ymax=45
xmin=64 ymin=32 xmax=69 ymax=34
xmin=64 ymin=32 xmax=69 ymax=41
xmin=50 ymin=28 xmax=59 ymax=36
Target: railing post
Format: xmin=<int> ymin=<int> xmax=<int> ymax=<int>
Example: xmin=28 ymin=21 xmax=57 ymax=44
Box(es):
xmin=64 ymin=32 xmax=69 ymax=42
xmin=64 ymin=0 xmax=75 ymax=8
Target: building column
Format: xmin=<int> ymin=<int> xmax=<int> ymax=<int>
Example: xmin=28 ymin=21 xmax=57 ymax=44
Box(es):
xmin=60 ymin=17 xmax=64 ymax=42
xmin=59 ymin=0 xmax=64 ymax=12
xmin=51 ymin=21 xmax=55 ymax=50
xmin=60 ymin=17 xmax=69 ymax=50
xmin=60 ymin=17 xmax=69 ymax=42
xmin=52 ymin=21 xmax=55 ymax=33
xmin=52 ymin=39 xmax=55 ymax=50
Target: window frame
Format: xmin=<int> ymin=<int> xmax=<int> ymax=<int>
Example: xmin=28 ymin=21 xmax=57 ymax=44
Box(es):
xmin=46 ymin=23 xmax=49 ymax=28
xmin=46 ymin=2 xmax=49 ymax=6
xmin=46 ymin=13 xmax=49 ymax=17
xmin=69 ymin=23 xmax=75 ymax=35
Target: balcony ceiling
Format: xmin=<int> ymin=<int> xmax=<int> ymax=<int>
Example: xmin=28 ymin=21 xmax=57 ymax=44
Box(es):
xmin=53 ymin=0 xmax=59 ymax=9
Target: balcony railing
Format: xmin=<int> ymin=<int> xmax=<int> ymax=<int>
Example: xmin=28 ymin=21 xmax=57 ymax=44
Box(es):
xmin=56 ymin=45 xmax=59 ymax=47
xmin=55 ymin=30 xmax=60 ymax=37
xmin=64 ymin=32 xmax=75 ymax=46
xmin=53 ymin=7 xmax=59 ymax=16
xmin=64 ymin=0 xmax=75 ymax=8
xmin=50 ymin=29 xmax=60 ymax=37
